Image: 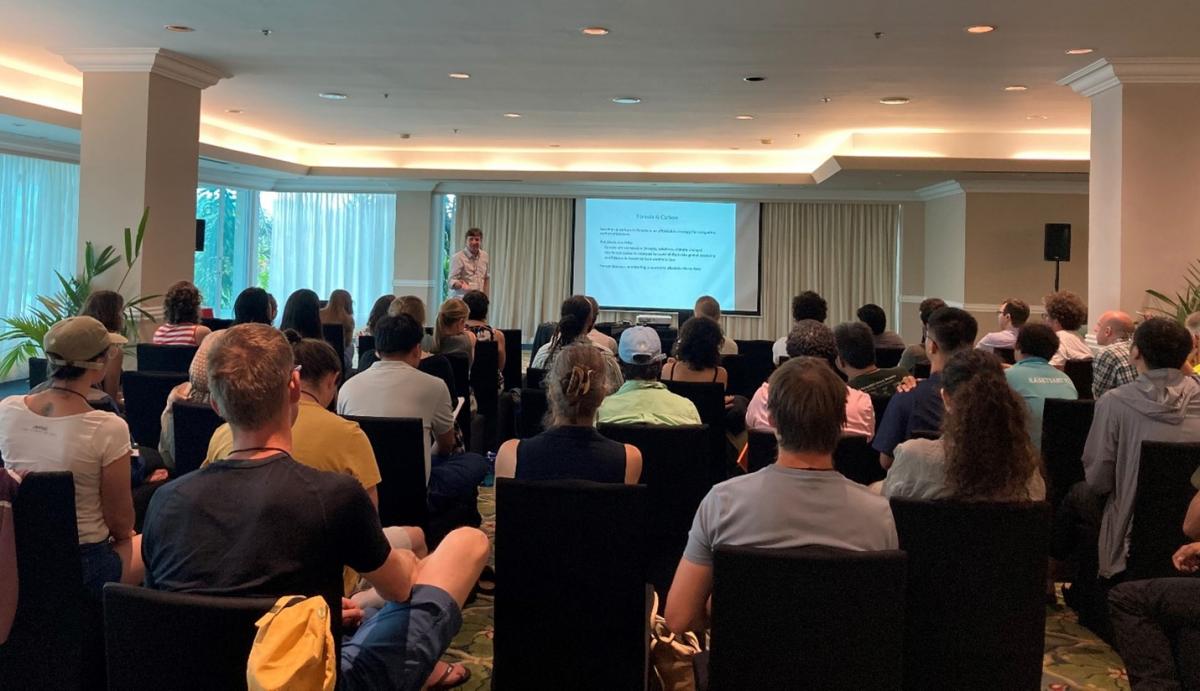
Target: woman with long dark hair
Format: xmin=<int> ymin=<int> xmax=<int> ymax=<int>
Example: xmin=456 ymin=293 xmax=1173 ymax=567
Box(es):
xmin=280 ymin=288 xmax=322 ymax=340
xmin=530 ymin=295 xmax=622 ymax=392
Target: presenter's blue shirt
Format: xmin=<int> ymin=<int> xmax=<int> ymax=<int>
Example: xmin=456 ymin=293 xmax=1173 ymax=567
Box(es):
xmin=1005 ymin=356 xmax=1079 ymax=448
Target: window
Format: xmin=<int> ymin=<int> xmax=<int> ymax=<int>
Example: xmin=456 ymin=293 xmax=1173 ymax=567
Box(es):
xmin=437 ymin=193 xmax=457 ymax=301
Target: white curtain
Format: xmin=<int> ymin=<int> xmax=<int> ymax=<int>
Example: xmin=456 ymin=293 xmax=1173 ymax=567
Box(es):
xmin=453 ymin=195 xmax=573 ymax=338
xmin=0 ymin=152 xmax=79 ymax=381
xmin=266 ymin=192 xmax=396 ymax=327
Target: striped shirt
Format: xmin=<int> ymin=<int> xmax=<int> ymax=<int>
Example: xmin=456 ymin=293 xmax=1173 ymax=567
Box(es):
xmin=153 ymin=323 xmax=201 ymax=346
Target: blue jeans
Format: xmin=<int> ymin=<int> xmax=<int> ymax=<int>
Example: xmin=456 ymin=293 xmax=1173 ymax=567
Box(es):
xmin=337 ymin=585 xmax=462 ymax=691
xmin=428 ymin=452 xmax=488 ymax=513
xmin=80 ymin=541 xmax=122 ymax=597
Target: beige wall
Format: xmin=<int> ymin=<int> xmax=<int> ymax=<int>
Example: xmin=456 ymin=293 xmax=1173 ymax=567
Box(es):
xmin=922 ymin=192 xmax=966 ymax=308
xmin=392 ymin=191 xmax=436 ymax=307
xmin=898 ymin=200 xmax=926 ymax=343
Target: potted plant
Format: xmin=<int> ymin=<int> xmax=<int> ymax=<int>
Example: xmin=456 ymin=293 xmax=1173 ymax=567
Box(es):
xmin=1146 ymin=259 xmax=1200 ymax=325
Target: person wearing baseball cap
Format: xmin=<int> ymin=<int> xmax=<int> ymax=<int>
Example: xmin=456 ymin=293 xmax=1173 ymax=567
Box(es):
xmin=597 ymin=326 xmax=701 ymax=426
xmin=0 ymin=317 xmax=142 ymax=596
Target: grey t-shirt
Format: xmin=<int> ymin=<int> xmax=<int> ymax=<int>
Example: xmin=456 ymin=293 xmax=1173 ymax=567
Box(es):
xmin=683 ymin=464 xmax=899 ymax=566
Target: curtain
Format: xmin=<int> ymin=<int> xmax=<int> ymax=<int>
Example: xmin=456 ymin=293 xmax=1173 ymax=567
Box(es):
xmin=0 ymin=152 xmax=79 ymax=381
xmin=266 ymin=192 xmax=395 ymax=328
xmin=454 ymin=195 xmax=573 ymax=338
xmin=194 ymin=186 xmax=255 ymax=318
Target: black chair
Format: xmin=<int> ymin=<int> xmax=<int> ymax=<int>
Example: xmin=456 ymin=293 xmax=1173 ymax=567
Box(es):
xmin=835 ymin=436 xmax=886 ymax=485
xmin=733 ymin=340 xmax=774 ymax=397
xmin=122 ymin=370 xmax=189 ymax=447
xmin=599 ymin=423 xmax=713 ymax=596
xmin=322 ymin=322 xmax=349 ymax=379
xmin=499 ymin=328 xmax=522 ymax=393
xmin=529 ymin=321 xmax=557 ymax=359
xmin=469 ymin=341 xmax=501 ymax=452
xmin=719 ymin=354 xmax=747 ymax=398
xmin=995 ymin=347 xmax=1016 ymax=365
xmin=875 ymin=347 xmax=905 ymax=368
xmin=1040 ymin=398 xmax=1095 ymax=510
xmin=890 ymin=499 xmax=1050 ymax=690
xmin=136 ymin=343 xmax=198 ymax=373
xmin=870 ymin=394 xmax=892 ymax=432
xmin=1125 ymin=441 xmax=1200 ymax=581
xmin=913 ymin=361 xmax=931 ymax=379
xmin=444 ymin=352 xmax=472 ymax=448
xmin=199 ymin=317 xmax=232 ymax=331
xmin=494 ymin=480 xmax=649 ymax=691
xmin=746 ymin=429 xmax=778 ymax=473
xmin=27 ymin=356 xmax=48 ymax=389
xmin=515 ymin=388 xmax=548 ymax=438
xmin=343 ymin=415 xmax=429 ymax=531
xmin=171 ymin=400 xmax=225 ymax=477
xmin=357 ymin=334 xmax=375 ymax=360
xmin=707 ymin=546 xmax=907 ymax=691
xmin=663 ymin=381 xmax=728 ymax=483
xmin=1063 ymin=359 xmax=1094 ymax=400
xmin=0 ymin=472 xmax=98 ymax=690
xmin=525 ymin=366 xmax=547 ymax=390
xmin=102 ymin=584 xmax=276 ymax=691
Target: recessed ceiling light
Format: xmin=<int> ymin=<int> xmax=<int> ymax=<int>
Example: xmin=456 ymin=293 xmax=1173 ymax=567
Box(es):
xmin=734 ymin=114 xmax=755 ymax=120
xmin=503 ymin=112 xmax=522 ymax=118
xmin=448 ymin=72 xmax=471 ymax=80
xmin=965 ymin=25 xmax=996 ymax=34
xmin=879 ymin=96 xmax=910 ymax=105
xmin=225 ymin=108 xmax=243 ymax=114
xmin=1026 ymin=114 xmax=1049 ymax=120
xmin=581 ymin=26 xmax=610 ymax=36
xmin=318 ymin=92 xmax=348 ymax=100
xmin=164 ymin=24 xmax=195 ymax=32
xmin=743 ymin=76 xmax=766 ymax=83
xmin=611 ymin=96 xmax=641 ymax=104
xmin=1065 ymin=48 xmax=1094 ymax=55
xmin=1004 ymin=85 xmax=1028 ymax=92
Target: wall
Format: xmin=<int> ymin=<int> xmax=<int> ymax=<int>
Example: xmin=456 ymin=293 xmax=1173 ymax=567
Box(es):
xmin=392 ymin=190 xmax=435 ymax=308
xmin=898 ymin=200 xmax=926 ymax=343
xmin=922 ymin=192 xmax=967 ymax=308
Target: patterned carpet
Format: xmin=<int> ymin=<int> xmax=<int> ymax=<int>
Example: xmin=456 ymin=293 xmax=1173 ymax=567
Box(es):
xmin=444 ymin=488 xmax=1129 ymax=690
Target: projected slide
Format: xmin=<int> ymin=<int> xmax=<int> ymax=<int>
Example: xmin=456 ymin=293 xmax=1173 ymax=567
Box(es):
xmin=572 ymin=198 xmax=761 ymax=313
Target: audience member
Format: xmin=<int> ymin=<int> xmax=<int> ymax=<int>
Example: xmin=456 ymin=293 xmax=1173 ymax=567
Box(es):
xmin=158 ymin=330 xmax=226 ymax=470
xmin=388 ymin=294 xmax=435 ymax=352
xmin=772 ymin=290 xmax=827 ymax=364
xmin=367 ymin=296 xmax=456 ymax=397
xmin=319 ymin=288 xmax=356 ymax=357
xmin=976 ymin=298 xmax=1030 ymax=353
xmin=584 ymin=296 xmax=618 ymax=355
xmin=664 ymin=357 xmax=898 ymax=635
xmin=898 ymin=297 xmax=947 ymax=373
xmin=1187 ymin=311 xmax=1200 ymax=373
xmin=1043 ymin=290 xmax=1092 ymax=367
xmin=463 ymin=290 xmax=507 ymax=372
xmin=152 ymin=281 xmax=211 ymax=346
xmin=663 ymin=316 xmax=748 ymax=434
xmin=748 ymin=320 xmax=874 ymax=438
xmin=361 ymin=294 xmax=396 ymax=337
xmin=833 ymin=321 xmax=908 ymax=395
xmin=1092 ymin=311 xmax=1138 ymax=398
xmin=874 ymin=307 xmax=978 ymax=467
xmin=141 ymin=324 xmax=487 ymax=690
xmin=532 ymin=295 xmax=622 ymax=392
xmin=430 ymin=297 xmax=476 ymax=367
xmin=0 ymin=317 xmax=142 ymax=595
xmin=597 ymin=326 xmax=701 ymax=425
xmin=883 ymin=350 xmax=1046 ymax=501
xmin=694 ymin=295 xmax=738 ymax=355
xmin=79 ymin=289 xmax=126 ymax=402
xmin=280 ymin=288 xmax=323 ymax=340
xmin=232 ymin=287 xmax=274 ymax=325
xmin=496 ymin=343 xmax=642 ymax=483
xmin=266 ymin=293 xmax=278 ymax=325
xmin=1005 ymin=324 xmax=1079 ymax=448
xmin=857 ymin=303 xmax=905 ymax=349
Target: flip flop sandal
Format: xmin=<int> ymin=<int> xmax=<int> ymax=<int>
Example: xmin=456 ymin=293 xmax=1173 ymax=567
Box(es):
xmin=429 ymin=662 xmax=471 ymax=689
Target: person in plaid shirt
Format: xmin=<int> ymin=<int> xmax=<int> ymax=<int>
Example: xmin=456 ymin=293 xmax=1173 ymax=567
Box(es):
xmin=1092 ymin=311 xmax=1138 ymax=398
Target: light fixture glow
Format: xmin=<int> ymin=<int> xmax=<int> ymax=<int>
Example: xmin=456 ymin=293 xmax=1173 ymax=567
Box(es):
xmin=1025 ymin=114 xmax=1049 ymax=120
xmin=164 ymin=24 xmax=195 ymax=32
xmin=1066 ymin=48 xmax=1094 ymax=55
xmin=734 ymin=114 xmax=754 ymax=120
xmin=318 ymin=92 xmax=348 ymax=100
xmin=1004 ymin=85 xmax=1028 ymax=92
xmin=611 ymin=96 xmax=641 ymax=104
xmin=448 ymin=72 xmax=471 ymax=80
xmin=225 ymin=108 xmax=243 ymax=114
xmin=965 ymin=25 xmax=996 ymax=34
xmin=879 ymin=96 xmax=910 ymax=105
xmin=581 ymin=26 xmax=610 ymax=36
xmin=503 ymin=112 xmax=522 ymax=118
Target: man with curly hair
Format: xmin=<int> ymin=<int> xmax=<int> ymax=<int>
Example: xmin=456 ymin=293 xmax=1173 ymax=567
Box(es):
xmin=772 ymin=291 xmax=827 ymax=365
xmin=1042 ymin=290 xmax=1092 ymax=368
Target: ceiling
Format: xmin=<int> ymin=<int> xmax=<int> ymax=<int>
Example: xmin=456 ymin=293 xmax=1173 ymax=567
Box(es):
xmin=0 ymin=0 xmax=1196 ymax=172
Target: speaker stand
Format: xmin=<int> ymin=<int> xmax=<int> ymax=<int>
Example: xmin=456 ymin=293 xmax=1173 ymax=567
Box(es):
xmin=1054 ymin=260 xmax=1061 ymax=292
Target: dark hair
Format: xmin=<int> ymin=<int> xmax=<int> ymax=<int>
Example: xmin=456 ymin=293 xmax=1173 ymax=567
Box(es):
xmin=48 ymin=348 xmax=107 ymax=381
xmin=549 ymin=295 xmax=593 ymax=356
xmin=163 ymin=281 xmax=202 ymax=325
xmin=833 ymin=321 xmax=877 ymax=369
xmin=927 ymin=307 xmax=978 ymax=354
xmin=785 ymin=320 xmax=838 ymax=368
xmin=918 ymin=298 xmax=947 ymax=325
xmin=1043 ymin=291 xmax=1087 ymax=331
xmin=366 ymin=295 xmax=395 ymax=334
xmin=856 ymin=304 xmax=888 ymax=335
xmin=675 ymin=316 xmax=722 ymax=370
xmin=374 ymin=313 xmax=424 ymax=355
xmin=233 ymin=287 xmax=273 ymax=325
xmin=620 ymin=360 xmax=663 ymax=382
xmin=768 ymin=357 xmax=846 ymax=454
xmin=465 ymin=227 xmax=483 ymax=239
xmin=283 ymin=329 xmax=342 ymax=383
xmin=462 ymin=290 xmax=490 ymax=321
xmin=585 ymin=296 xmax=601 ymax=321
xmin=80 ymin=290 xmax=124 ymax=333
xmin=280 ymin=289 xmax=322 ymax=339
xmin=1002 ymin=298 xmax=1031 ymax=327
xmin=791 ymin=291 xmax=828 ymax=323
xmin=1134 ymin=317 xmax=1193 ymax=370
xmin=940 ymin=350 xmax=1042 ymax=501
xmin=1016 ymin=324 xmax=1059 ymax=361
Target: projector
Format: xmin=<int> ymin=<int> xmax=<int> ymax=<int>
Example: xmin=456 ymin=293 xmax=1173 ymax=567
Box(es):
xmin=635 ymin=314 xmax=673 ymax=326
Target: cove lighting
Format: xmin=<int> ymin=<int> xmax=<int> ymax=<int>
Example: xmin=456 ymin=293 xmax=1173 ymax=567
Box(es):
xmin=735 ymin=114 xmax=754 ymax=120
xmin=965 ymin=25 xmax=996 ymax=34
xmin=503 ymin=112 xmax=522 ymax=118
xmin=225 ymin=108 xmax=243 ymax=114
xmin=612 ymin=96 xmax=641 ymax=104
xmin=1004 ymin=85 xmax=1028 ymax=91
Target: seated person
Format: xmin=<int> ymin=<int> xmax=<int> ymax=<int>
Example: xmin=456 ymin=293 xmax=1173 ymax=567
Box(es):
xmin=747 ymin=320 xmax=874 ymax=439
xmin=0 ymin=317 xmax=142 ymax=595
xmin=874 ymin=307 xmax=978 ymax=469
xmin=772 ymin=291 xmax=827 ymax=364
xmin=152 ymin=281 xmax=212 ymax=346
xmin=883 ymin=350 xmax=1046 ymax=501
xmin=79 ymin=289 xmax=127 ymax=402
xmin=360 ymin=296 xmax=457 ymax=402
xmin=1187 ymin=311 xmax=1200 ymax=374
xmin=857 ymin=303 xmax=905 ymax=349
xmin=662 ymin=316 xmax=748 ymax=432
xmin=976 ymin=298 xmax=1029 ymax=354
xmin=664 ymin=357 xmax=898 ymax=635
xmin=496 ymin=343 xmax=642 ymax=483
xmin=233 ymin=286 xmax=276 ymax=326
xmin=833 ymin=321 xmax=909 ymax=396
xmin=597 ymin=326 xmax=701 ymax=426
xmin=319 ymin=289 xmax=356 ymax=364
xmin=694 ymin=295 xmax=738 ymax=355
xmin=429 ymin=297 xmax=476 ymax=367
xmin=1005 ymin=324 xmax=1078 ymax=448
xmin=532 ymin=295 xmax=622 ymax=393
xmin=1091 ymin=311 xmax=1138 ymax=398
xmin=898 ymin=297 xmax=946 ymax=373
xmin=1043 ymin=290 xmax=1092 ymax=367
xmin=584 ymin=296 xmax=618 ymax=355
xmin=141 ymin=324 xmax=488 ymax=689
xmin=158 ymin=329 xmax=225 ymax=470
xmin=462 ymin=290 xmax=507 ymax=373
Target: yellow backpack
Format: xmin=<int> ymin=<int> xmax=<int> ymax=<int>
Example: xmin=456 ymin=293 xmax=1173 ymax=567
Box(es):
xmin=247 ymin=595 xmax=336 ymax=691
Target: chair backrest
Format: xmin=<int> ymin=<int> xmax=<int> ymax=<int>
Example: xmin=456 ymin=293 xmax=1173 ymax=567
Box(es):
xmin=719 ymin=354 xmax=747 ymax=398
xmin=1063 ymin=359 xmax=1094 ymax=400
xmin=875 ymin=347 xmax=905 ymax=368
xmin=1040 ymin=398 xmax=1095 ymax=509
xmin=746 ymin=429 xmax=778 ymax=473
xmin=499 ymin=328 xmax=522 ymax=392
xmin=662 ymin=380 xmax=727 ymax=483
xmin=321 ymin=322 xmax=344 ymax=354
xmin=516 ymin=388 xmax=548 ymax=438
xmin=27 ymin=356 xmax=48 ymax=389
xmin=994 ymin=347 xmax=1016 ymax=365
xmin=529 ymin=321 xmax=558 ymax=359
xmin=525 ymin=366 xmax=547 ymax=391
xmin=136 ymin=343 xmax=198 ymax=373
xmin=494 ymin=479 xmax=648 ymax=690
xmin=102 ymin=583 xmax=276 ymax=691
xmin=171 ymin=401 xmax=225 ymax=477
xmin=470 ymin=341 xmax=501 ymax=452
xmin=200 ymin=317 xmax=232 ymax=332
xmin=443 ymin=352 xmax=470 ymax=398
xmin=732 ymin=340 xmax=774 ymax=397
xmin=598 ymin=423 xmax=713 ymax=596
xmin=912 ymin=361 xmax=931 ymax=379
xmin=122 ymin=370 xmax=190 ymax=447
xmin=342 ymin=415 xmax=429 ymax=531
xmin=0 ymin=472 xmax=92 ymax=689
xmin=870 ymin=394 xmax=892 ymax=431
xmin=890 ymin=499 xmax=1050 ymax=690
xmin=709 ymin=546 xmax=907 ymax=691
xmin=1126 ymin=441 xmax=1200 ymax=581
xmin=356 ymin=334 xmax=375 ymax=359
xmin=835 ymin=435 xmax=887 ymax=485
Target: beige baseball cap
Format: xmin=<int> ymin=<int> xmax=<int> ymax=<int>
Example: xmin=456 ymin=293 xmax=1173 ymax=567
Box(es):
xmin=43 ymin=316 xmax=126 ymax=370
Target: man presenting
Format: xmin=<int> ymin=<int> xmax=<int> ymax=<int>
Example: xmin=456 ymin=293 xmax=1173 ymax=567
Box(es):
xmin=449 ymin=227 xmax=490 ymax=297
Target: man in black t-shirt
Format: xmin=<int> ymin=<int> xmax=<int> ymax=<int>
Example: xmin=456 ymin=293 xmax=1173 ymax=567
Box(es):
xmin=142 ymin=324 xmax=488 ymax=690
